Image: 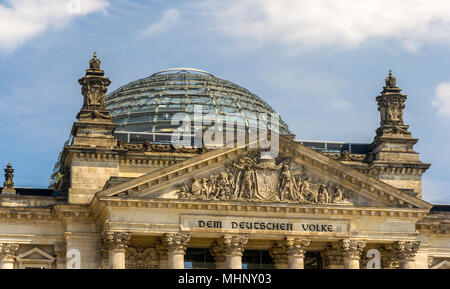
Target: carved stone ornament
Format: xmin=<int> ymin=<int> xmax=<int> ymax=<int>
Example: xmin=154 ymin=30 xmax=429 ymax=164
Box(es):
xmin=0 ymin=243 xmax=19 ymax=261
xmin=210 ymin=242 xmax=226 ymax=263
xmin=54 ymin=243 xmax=66 ymax=264
xmin=394 ymin=241 xmax=420 ymax=261
xmin=222 ymin=235 xmax=248 ymax=256
xmin=76 ymin=52 xmax=112 ymax=121
xmin=380 ymin=245 xmax=399 ymax=269
xmin=116 ymin=141 xmax=202 ymax=154
xmin=339 ymin=239 xmax=366 ymax=260
xmin=322 ymin=244 xmax=343 ymax=267
xmin=375 ymin=70 xmax=410 ymax=138
xmin=126 ymin=247 xmax=158 ymax=269
xmin=284 ymin=237 xmax=310 ymax=258
xmin=103 ymin=232 xmax=131 ymax=251
xmin=2 ymin=163 xmax=16 ymax=194
xmin=176 ymin=150 xmax=353 ymax=204
xmin=269 ymin=243 xmax=288 ymax=265
xmin=162 ymin=233 xmax=190 ymax=255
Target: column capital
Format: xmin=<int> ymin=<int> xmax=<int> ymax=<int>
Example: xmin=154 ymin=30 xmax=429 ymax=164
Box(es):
xmin=380 ymin=245 xmax=398 ymax=269
xmin=210 ymin=242 xmax=226 ymax=263
xmin=221 ymin=235 xmax=248 ymax=256
xmin=162 ymin=233 xmax=190 ymax=255
xmin=54 ymin=243 xmax=66 ymax=263
xmin=284 ymin=237 xmax=310 ymax=258
xmin=0 ymin=243 xmax=19 ymax=261
xmin=323 ymin=244 xmax=343 ymax=267
xmin=269 ymin=243 xmax=288 ymax=265
xmin=339 ymin=239 xmax=366 ymax=260
xmin=394 ymin=241 xmax=420 ymax=261
xmin=103 ymin=231 xmax=131 ymax=251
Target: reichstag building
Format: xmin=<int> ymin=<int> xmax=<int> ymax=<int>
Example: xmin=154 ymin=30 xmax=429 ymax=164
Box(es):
xmin=0 ymin=54 xmax=448 ymax=269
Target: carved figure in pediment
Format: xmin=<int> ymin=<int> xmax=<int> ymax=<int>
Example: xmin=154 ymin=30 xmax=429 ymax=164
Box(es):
xmin=232 ymin=158 xmax=257 ymax=200
xmin=279 ymin=162 xmax=296 ymax=201
xmin=177 ymin=151 xmax=354 ymax=205
xmin=176 ymin=183 xmax=190 ymax=199
xmin=191 ymin=177 xmax=203 ymax=197
xmin=333 ymin=185 xmax=344 ymax=202
xmin=318 ymin=184 xmax=329 ymax=203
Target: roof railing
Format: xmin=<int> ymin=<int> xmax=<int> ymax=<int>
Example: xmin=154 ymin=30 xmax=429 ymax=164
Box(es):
xmin=150 ymin=68 xmax=215 ymax=77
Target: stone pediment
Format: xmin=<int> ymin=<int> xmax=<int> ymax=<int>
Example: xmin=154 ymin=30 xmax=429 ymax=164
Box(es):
xmin=97 ymin=136 xmax=432 ymax=209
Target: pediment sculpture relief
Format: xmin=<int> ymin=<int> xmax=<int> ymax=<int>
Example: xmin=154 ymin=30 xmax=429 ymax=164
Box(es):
xmin=176 ymin=151 xmax=353 ymax=205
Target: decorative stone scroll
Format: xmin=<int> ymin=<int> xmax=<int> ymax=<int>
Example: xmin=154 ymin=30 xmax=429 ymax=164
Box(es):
xmin=117 ymin=141 xmax=202 ymax=154
xmin=176 ymin=151 xmax=353 ymax=204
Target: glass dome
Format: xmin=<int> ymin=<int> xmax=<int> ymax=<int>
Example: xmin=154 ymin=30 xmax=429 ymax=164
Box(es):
xmin=106 ymin=68 xmax=293 ymax=144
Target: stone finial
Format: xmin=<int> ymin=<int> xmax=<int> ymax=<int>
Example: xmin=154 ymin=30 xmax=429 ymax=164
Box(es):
xmin=89 ymin=52 xmax=101 ymax=70
xmin=2 ymin=163 xmax=16 ymax=194
xmin=385 ymin=69 xmax=397 ymax=87
xmin=77 ymin=52 xmax=112 ymax=119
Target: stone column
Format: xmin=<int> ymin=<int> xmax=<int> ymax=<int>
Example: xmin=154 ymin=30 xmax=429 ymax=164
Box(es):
xmin=162 ymin=233 xmax=190 ymax=269
xmin=221 ymin=235 xmax=248 ymax=269
xmin=322 ymin=244 xmax=344 ymax=269
xmin=54 ymin=243 xmax=66 ymax=269
xmin=0 ymin=243 xmax=19 ymax=269
xmin=155 ymin=241 xmax=169 ymax=269
xmin=269 ymin=242 xmax=288 ymax=269
xmin=210 ymin=243 xmax=227 ymax=269
xmin=339 ymin=239 xmax=366 ymax=269
xmin=285 ymin=237 xmax=310 ymax=269
xmin=104 ymin=232 xmax=131 ymax=269
xmin=394 ymin=241 xmax=420 ymax=269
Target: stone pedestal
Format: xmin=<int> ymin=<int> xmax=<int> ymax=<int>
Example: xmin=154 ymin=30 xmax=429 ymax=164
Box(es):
xmin=219 ymin=235 xmax=248 ymax=269
xmin=339 ymin=239 xmax=366 ymax=269
xmin=162 ymin=233 xmax=190 ymax=269
xmin=103 ymin=232 xmax=131 ymax=269
xmin=285 ymin=237 xmax=310 ymax=269
xmin=0 ymin=243 xmax=19 ymax=269
xmin=395 ymin=241 xmax=420 ymax=269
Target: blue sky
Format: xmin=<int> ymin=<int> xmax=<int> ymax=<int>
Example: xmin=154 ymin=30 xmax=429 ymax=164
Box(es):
xmin=0 ymin=0 xmax=449 ymax=203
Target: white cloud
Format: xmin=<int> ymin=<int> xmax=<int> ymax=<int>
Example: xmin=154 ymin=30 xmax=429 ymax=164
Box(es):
xmin=140 ymin=8 xmax=180 ymax=37
xmin=197 ymin=0 xmax=450 ymax=52
xmin=0 ymin=0 xmax=108 ymax=53
xmin=433 ymin=82 xmax=450 ymax=117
